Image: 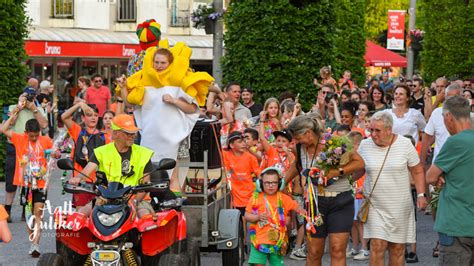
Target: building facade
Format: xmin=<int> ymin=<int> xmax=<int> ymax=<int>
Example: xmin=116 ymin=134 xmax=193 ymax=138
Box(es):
xmin=25 ymin=0 xmax=214 ymax=99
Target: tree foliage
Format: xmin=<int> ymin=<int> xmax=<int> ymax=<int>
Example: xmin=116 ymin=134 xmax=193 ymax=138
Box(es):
xmin=333 ymin=0 xmax=366 ymax=86
xmin=0 ymin=0 xmax=29 ymax=180
xmin=222 ymin=0 xmax=365 ymax=109
xmin=418 ymin=0 xmax=473 ymax=82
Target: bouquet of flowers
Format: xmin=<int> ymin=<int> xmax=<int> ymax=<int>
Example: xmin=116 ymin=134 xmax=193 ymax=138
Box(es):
xmin=316 ymin=129 xmax=354 ymax=175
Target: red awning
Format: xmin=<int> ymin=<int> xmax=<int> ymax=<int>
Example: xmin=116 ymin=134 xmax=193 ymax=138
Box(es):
xmin=364 ymin=40 xmax=407 ymax=67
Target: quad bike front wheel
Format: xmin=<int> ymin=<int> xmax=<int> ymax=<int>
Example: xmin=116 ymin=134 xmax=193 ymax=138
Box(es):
xmin=37 ymin=253 xmax=64 ymax=266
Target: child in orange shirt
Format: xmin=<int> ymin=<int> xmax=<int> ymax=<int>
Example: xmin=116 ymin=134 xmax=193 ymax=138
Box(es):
xmin=61 ymin=102 xmax=108 ymax=207
xmin=245 ymin=167 xmax=304 ymax=265
xmin=259 ymin=123 xmax=295 ymax=174
xmin=223 ymin=131 xmax=262 ymax=215
xmin=0 ymin=118 xmax=53 ymax=256
xmin=244 ymin=128 xmax=263 ymax=163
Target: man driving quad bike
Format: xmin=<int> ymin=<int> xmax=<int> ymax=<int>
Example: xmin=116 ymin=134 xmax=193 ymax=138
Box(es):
xmin=68 ymin=114 xmax=177 ymax=217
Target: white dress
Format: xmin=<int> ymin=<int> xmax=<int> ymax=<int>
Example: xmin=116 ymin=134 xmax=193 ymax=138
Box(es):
xmin=358 ymin=135 xmax=420 ymax=243
xmin=134 ymin=86 xmax=199 ymax=163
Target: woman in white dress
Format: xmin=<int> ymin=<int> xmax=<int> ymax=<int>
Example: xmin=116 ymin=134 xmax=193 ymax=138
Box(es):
xmin=386 ymin=84 xmax=426 ymax=144
xmin=358 ymin=111 xmax=427 ymax=266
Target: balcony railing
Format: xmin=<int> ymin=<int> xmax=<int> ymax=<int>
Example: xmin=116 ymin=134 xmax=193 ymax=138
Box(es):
xmin=117 ymin=0 xmax=137 ymax=22
xmin=52 ymin=0 xmax=74 ymax=18
xmin=170 ymin=9 xmax=190 ymax=27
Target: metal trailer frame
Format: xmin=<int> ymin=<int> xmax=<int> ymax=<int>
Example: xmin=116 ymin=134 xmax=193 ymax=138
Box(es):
xmin=181 ymin=150 xmax=243 ymax=253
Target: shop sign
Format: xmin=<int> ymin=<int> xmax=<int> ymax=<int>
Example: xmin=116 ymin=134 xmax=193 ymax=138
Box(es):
xmin=25 ymin=41 xmax=141 ymax=58
xmin=387 ymin=10 xmax=406 ymax=51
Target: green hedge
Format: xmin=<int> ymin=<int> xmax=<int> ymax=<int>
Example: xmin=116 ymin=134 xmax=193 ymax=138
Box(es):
xmin=223 ymin=0 xmax=335 ymax=110
xmin=222 ymin=0 xmax=366 ymax=109
xmin=0 ymin=0 xmax=29 ymax=181
xmin=332 ymin=0 xmax=366 ymax=86
xmin=419 ymin=0 xmax=473 ymax=82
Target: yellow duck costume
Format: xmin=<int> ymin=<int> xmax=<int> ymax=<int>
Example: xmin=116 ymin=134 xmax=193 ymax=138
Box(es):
xmin=126 ymin=39 xmax=214 ymax=163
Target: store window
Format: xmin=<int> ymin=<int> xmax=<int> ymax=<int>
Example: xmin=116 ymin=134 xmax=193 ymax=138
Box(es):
xmin=56 ymin=60 xmax=75 ymax=110
xmin=32 ymin=62 xmax=53 ymax=82
xmin=81 ymin=61 xmax=98 ymax=77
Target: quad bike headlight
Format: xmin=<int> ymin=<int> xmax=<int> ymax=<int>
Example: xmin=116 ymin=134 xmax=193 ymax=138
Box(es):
xmin=97 ymin=211 xmax=123 ymax=227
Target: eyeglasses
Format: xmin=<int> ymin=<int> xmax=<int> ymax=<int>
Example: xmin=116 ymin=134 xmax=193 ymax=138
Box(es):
xmin=263 ymin=181 xmax=279 ymax=186
xmin=94 ymin=80 xmax=103 ymax=83
xmin=409 ymin=85 xmax=416 ymax=87
xmin=368 ymin=128 xmax=383 ymax=133
xmin=120 ymin=131 xmax=137 ymax=137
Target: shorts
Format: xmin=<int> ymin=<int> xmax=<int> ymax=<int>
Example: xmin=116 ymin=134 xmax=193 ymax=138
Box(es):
xmin=306 ymin=190 xmax=354 ymax=238
xmin=5 ymin=143 xmax=17 ymax=193
xmin=354 ymin=198 xmax=363 ymax=220
xmin=292 ymin=194 xmax=305 ymax=226
xmin=21 ymin=188 xmax=47 ymax=204
xmin=248 ymin=245 xmax=284 ymax=265
xmin=32 ymin=190 xmax=47 ymax=204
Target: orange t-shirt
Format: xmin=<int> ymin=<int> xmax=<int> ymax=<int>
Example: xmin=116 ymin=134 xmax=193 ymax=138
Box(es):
xmin=260 ymin=146 xmax=294 ymax=174
xmin=10 ymin=132 xmax=53 ymax=188
xmin=245 ymin=192 xmax=298 ymax=245
xmin=68 ymin=122 xmax=110 ymax=182
xmin=0 ymin=205 xmax=8 ymax=221
xmin=223 ymin=150 xmax=261 ymax=207
xmin=355 ymin=175 xmax=365 ymax=199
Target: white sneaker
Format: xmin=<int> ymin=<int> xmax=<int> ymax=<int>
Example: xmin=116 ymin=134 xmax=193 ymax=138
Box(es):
xmin=289 ymin=247 xmax=307 ymax=260
xmin=346 ymin=248 xmax=358 ymax=258
xmin=29 ymin=243 xmax=41 ymax=257
xmin=353 ymin=249 xmax=370 ymax=260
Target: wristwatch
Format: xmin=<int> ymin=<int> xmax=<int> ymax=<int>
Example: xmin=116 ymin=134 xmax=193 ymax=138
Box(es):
xmin=417 ymin=193 xmax=426 ymax=198
xmin=339 ymin=167 xmax=344 ymax=176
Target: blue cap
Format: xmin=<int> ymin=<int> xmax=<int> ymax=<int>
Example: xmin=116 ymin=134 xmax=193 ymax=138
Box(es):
xmin=23 ymin=86 xmax=36 ymax=95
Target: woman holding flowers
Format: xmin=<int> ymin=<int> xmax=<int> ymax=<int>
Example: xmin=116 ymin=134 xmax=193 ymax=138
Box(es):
xmin=285 ymin=114 xmax=365 ymax=266
xmin=358 ymin=111 xmax=427 ymax=266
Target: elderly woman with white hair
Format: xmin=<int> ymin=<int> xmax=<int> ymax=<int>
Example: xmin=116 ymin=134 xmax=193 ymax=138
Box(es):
xmin=357 ymin=111 xmax=427 ymax=266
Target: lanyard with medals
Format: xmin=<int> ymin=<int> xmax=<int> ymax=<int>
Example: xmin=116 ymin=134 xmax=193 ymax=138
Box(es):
xmin=263 ymin=193 xmax=283 ymax=242
xmin=81 ymin=128 xmax=98 ymax=161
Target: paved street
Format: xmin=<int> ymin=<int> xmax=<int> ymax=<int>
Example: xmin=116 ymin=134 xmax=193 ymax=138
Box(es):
xmin=1 ymin=168 xmax=439 ymax=266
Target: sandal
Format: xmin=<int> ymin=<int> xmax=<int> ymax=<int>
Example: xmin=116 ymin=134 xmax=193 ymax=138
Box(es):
xmin=432 ymin=241 xmax=440 ymax=258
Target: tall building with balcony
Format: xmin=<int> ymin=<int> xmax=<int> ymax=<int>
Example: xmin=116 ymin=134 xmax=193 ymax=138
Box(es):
xmin=25 ymin=0 xmax=215 ymax=92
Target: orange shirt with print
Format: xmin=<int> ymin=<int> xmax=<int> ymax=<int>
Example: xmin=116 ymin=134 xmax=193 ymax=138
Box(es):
xmin=245 ymin=192 xmax=298 ymax=245
xmin=223 ymin=150 xmax=261 ymax=207
xmin=260 ymin=146 xmax=294 ymax=174
xmin=68 ymin=122 xmax=111 ymax=182
xmin=10 ymin=132 xmax=53 ymax=188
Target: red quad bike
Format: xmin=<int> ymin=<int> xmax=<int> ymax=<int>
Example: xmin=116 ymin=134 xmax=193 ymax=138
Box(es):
xmin=38 ymin=158 xmax=198 ymax=266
